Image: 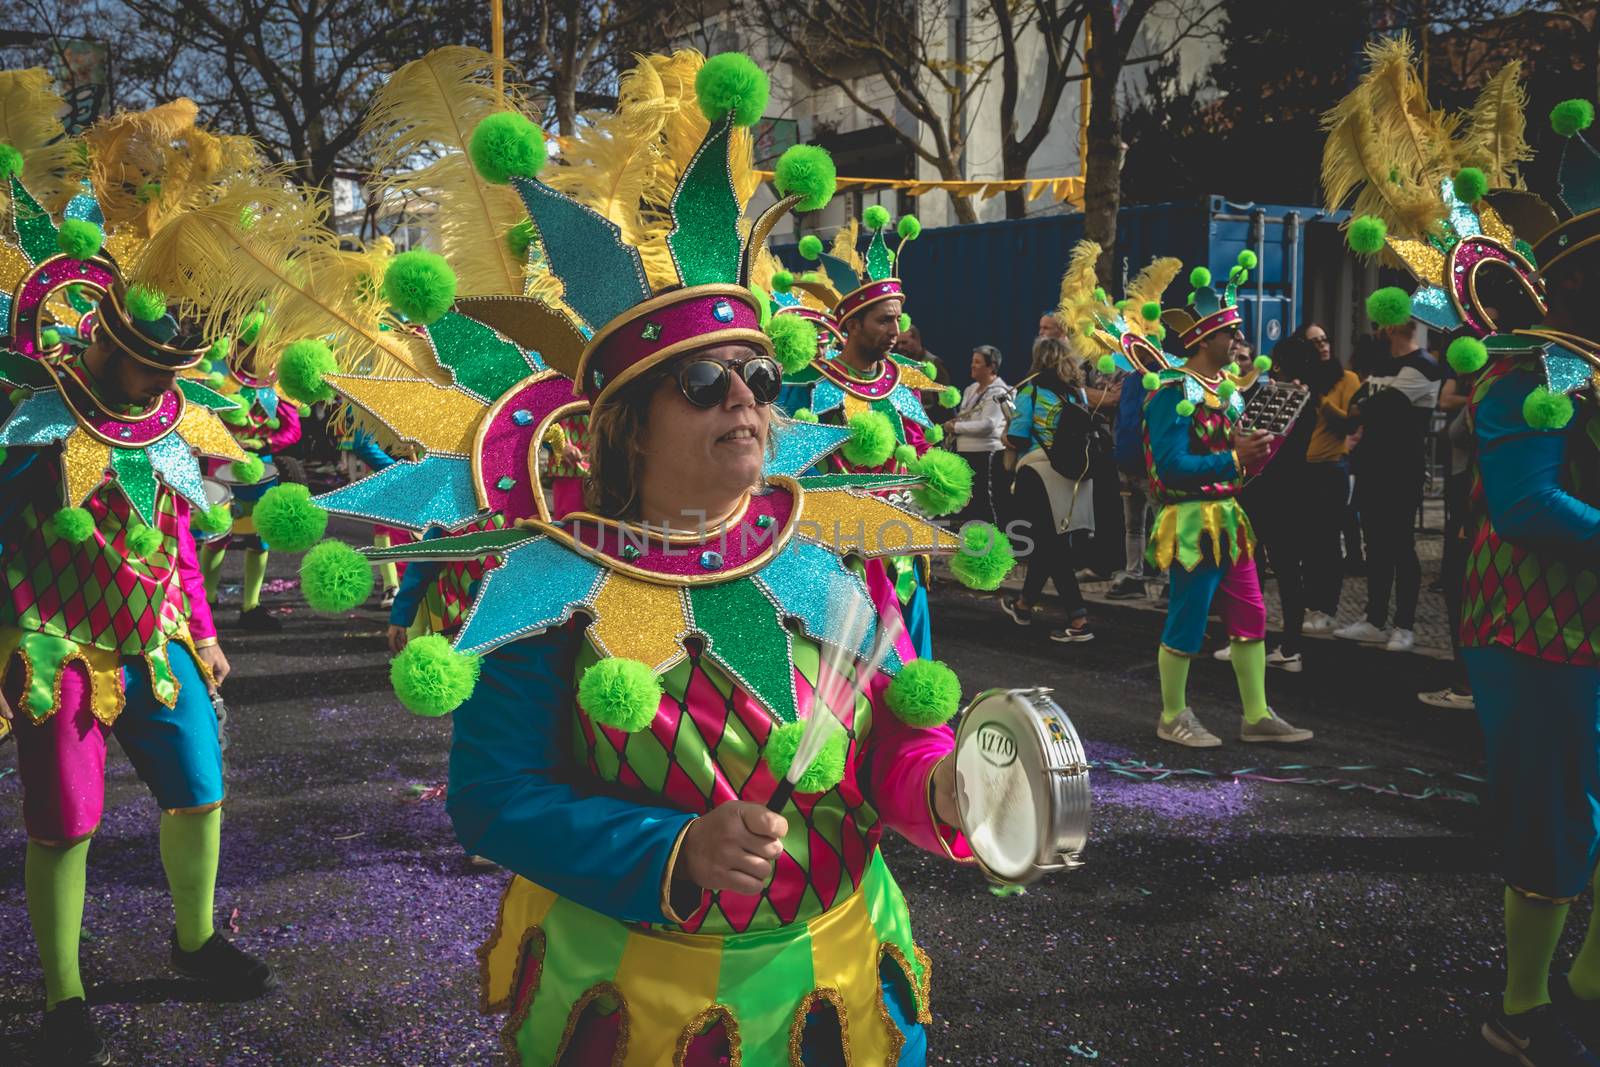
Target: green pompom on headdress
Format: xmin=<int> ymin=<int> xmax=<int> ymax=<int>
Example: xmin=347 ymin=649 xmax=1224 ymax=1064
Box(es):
xmin=1366 ymin=286 xmax=1413 ymax=327
xmin=772 ymin=144 xmax=836 ymax=213
xmin=278 ymin=338 xmax=338 ymax=405
xmin=765 ymin=312 xmax=819 ymax=374
xmin=382 ymin=250 xmax=457 ymax=325
xmin=469 ymin=112 xmax=548 ymax=184
xmin=56 ymin=218 xmax=103 ymax=259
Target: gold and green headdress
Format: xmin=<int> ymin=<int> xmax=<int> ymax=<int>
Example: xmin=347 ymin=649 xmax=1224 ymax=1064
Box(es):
xmin=1057 ymin=240 xmax=1181 ymax=376
xmin=793 ymin=208 xmax=921 ymax=326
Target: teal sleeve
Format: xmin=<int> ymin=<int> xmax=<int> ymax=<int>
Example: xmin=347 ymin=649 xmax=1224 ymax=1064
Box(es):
xmin=1145 ymin=387 xmax=1238 ymax=487
xmin=1475 ymin=370 xmax=1600 ymax=549
xmin=446 ymin=631 xmax=696 ymax=923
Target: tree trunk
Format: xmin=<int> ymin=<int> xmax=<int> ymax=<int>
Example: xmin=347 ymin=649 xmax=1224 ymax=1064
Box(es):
xmin=1002 ymin=144 xmax=1029 ymax=219
xmin=949 ymin=193 xmax=979 ymax=224
xmin=1083 ymin=5 xmax=1124 ymax=286
xmin=553 ymin=79 xmax=578 ymax=137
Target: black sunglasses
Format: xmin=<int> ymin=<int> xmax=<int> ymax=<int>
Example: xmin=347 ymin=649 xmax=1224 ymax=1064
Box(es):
xmin=674 ymin=355 xmax=783 ymax=408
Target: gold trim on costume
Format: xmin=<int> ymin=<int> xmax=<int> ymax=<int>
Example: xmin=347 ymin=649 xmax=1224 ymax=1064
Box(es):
xmin=1514 ymin=328 xmax=1600 ymax=372
xmin=676 ymin=1004 xmax=741 ymax=1067
xmin=163 ymin=798 xmax=225 ymax=817
xmin=47 ymin=360 xmax=187 ymax=448
xmin=1457 ymin=241 xmax=1546 ymax=330
xmin=1509 ymin=882 xmax=1581 ymax=905
xmin=496 ymin=927 xmax=548 ymax=1059
xmin=551 ymin=981 xmax=629 ymax=1067
xmin=659 ymin=818 xmax=698 ymax=924
xmin=790 ymin=987 xmax=849 ymax=1067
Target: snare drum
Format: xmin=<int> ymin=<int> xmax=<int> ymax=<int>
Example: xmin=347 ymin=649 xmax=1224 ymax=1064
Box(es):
xmin=953 ymin=687 xmax=1091 ymax=884
xmin=192 ymin=477 xmax=235 ymax=542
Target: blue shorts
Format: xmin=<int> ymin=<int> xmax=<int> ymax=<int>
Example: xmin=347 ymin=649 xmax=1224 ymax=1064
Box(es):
xmin=118 ymin=641 xmax=227 ymax=813
xmin=1466 ymin=645 xmax=1600 ymax=900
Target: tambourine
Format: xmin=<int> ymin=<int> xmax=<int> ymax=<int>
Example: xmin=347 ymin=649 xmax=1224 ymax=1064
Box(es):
xmin=954 ymin=687 xmax=1091 ymax=885
xmin=192 ymin=477 xmax=235 ymax=542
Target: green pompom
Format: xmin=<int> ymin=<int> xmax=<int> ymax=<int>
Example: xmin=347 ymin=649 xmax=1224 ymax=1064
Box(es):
xmin=924 ymin=424 xmax=944 ymax=445
xmin=1096 ymin=354 xmax=1117 ymax=375
xmin=278 ymin=338 xmax=338 ymax=405
xmin=1253 ymin=355 xmax=1272 ymax=373
xmin=938 ymin=385 xmax=961 ymax=409
xmin=797 ymin=234 xmax=823 ymax=260
xmin=383 ymin=250 xmax=457 ymax=325
xmin=1114 ymin=299 xmax=1130 ymax=311
xmin=1523 ymin=385 xmax=1575 ymax=430
xmin=295 ymin=401 xmax=310 ymax=416
xmin=843 ymin=410 xmax=896 ymax=467
xmin=1225 ymin=362 xmax=1241 ymax=376
xmin=1189 ymin=266 xmax=1212 ymax=288
xmin=1447 ymin=336 xmax=1489 ymax=374
xmin=39 ymin=328 xmax=61 ymax=349
xmin=206 ymin=336 xmax=231 ymax=363
xmin=507 ymin=218 xmax=536 ymax=260
xmin=863 ymin=204 xmax=891 ymax=230
xmin=1141 ymin=301 xmax=1162 ymax=322
xmin=218 ymin=404 xmax=249 ymax=426
xmin=910 ymin=449 xmax=973 ymax=517
xmin=300 ymin=539 xmax=374 ymax=613
xmin=1141 ymin=371 xmax=1160 ymax=391
xmin=893 ymin=443 xmax=918 ymax=467
xmin=799 ymin=271 xmax=822 ymax=284
xmin=194 ymin=501 xmax=234 ymax=536
xmin=265 ymin=417 xmax=280 ymax=430
xmin=391 ymin=634 xmax=481 ymax=717
xmin=949 ymin=521 xmax=1015 ymax=591
xmin=237 ymin=310 xmax=266 ymax=346
xmin=1347 ymin=215 xmax=1388 ymax=254
xmin=763 ymin=719 xmax=847 ymax=794
xmin=56 ymin=218 xmax=103 ymax=259
xmin=124 ymin=523 xmax=163 ymax=558
xmin=469 ymin=111 xmax=547 ymax=183
xmin=899 ymin=313 xmax=912 ymax=333
xmin=230 ymin=454 xmax=265 ymax=484
xmin=1228 ymin=266 xmax=1248 ymax=285
xmin=51 ymin=506 xmax=96 ymax=545
xmin=1552 ymin=99 xmax=1596 ymax=138
xmin=897 ymin=215 xmax=922 ymax=241
xmin=207 ymin=372 xmax=228 ymax=391
xmin=773 ymin=144 xmax=836 ymax=212
xmin=695 ymin=52 xmax=769 ymax=126
xmin=1175 ymin=399 xmax=1196 ymax=417
xmin=8 ymin=387 xmax=33 ymax=405
xmin=765 ymin=313 xmax=819 ymax=375
xmin=1217 ymin=380 xmax=1238 ymax=400
xmin=253 ymin=483 xmax=328 ymax=553
xmin=793 ymin=408 xmax=818 ymax=423
xmin=577 ymin=657 xmax=662 ymax=732
xmin=1452 ymin=167 xmax=1488 ymax=204
xmin=125 ymin=283 xmax=168 ymax=322
xmin=1366 ymin=286 xmax=1413 ymax=327
xmin=885 ymin=659 xmax=962 ymax=728
xmin=1237 ymin=249 xmax=1258 ymax=270
xmin=0 ymin=142 xmax=22 ymax=181
xmin=772 ymin=269 xmax=795 ymax=293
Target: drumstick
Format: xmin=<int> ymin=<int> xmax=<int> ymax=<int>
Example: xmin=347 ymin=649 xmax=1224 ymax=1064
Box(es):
xmin=766 ymin=589 xmax=898 ymax=811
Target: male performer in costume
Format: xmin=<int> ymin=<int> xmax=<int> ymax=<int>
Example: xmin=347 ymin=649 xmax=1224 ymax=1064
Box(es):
xmin=1456 ymin=100 xmax=1600 ymax=1064
xmin=1148 ymin=258 xmax=1312 ymax=748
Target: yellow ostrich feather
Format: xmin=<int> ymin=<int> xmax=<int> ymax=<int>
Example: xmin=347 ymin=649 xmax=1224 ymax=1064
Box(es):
xmin=1054 ymin=239 xmax=1101 ymax=323
xmin=362 ymin=46 xmax=530 ymax=299
xmin=829 ymin=219 xmax=863 ymax=274
xmin=1320 ymin=34 xmax=1452 ymax=236
xmin=82 ymin=100 xmax=264 ymax=240
xmin=1452 ymin=62 xmax=1530 ymax=188
xmin=1124 ymin=257 xmax=1182 ymax=334
xmin=749 ymin=245 xmax=782 ymax=293
xmin=131 ymin=180 xmax=434 ymax=382
xmin=0 ymin=68 xmax=83 ymax=212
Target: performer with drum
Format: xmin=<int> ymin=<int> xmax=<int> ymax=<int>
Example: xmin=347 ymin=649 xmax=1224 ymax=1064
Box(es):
xmin=1147 ymin=260 xmax=1314 ymax=748
xmin=331 ymin=50 xmax=1041 ymax=1064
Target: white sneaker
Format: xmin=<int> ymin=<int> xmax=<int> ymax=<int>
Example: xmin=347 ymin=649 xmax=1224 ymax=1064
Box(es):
xmin=1303 ymin=611 xmax=1335 ymax=634
xmin=1212 ymin=645 xmax=1232 ymax=662
xmin=1333 ymin=620 xmax=1389 ymax=644
xmin=1266 ymin=648 xmax=1303 ymax=673
xmin=1417 ymin=687 xmax=1475 ymax=710
xmin=1156 ymin=708 xmax=1222 ymax=748
xmin=1385 ymin=628 xmax=1415 ymax=653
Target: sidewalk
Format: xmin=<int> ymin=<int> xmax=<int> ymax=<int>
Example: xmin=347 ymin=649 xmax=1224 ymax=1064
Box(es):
xmin=941 ymin=498 xmax=1456 ymax=662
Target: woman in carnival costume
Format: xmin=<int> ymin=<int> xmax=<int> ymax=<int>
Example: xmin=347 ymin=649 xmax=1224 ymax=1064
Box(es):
xmin=330 ymin=50 xmax=1018 ymax=1065
xmin=770 ymin=216 xmax=973 ymax=660
xmin=1144 ymin=253 xmax=1314 ymax=748
xmin=0 ymin=81 xmax=276 ymax=1066
xmin=185 ymin=308 xmax=304 ymax=631
xmin=1327 ymin=36 xmax=1600 ymax=1063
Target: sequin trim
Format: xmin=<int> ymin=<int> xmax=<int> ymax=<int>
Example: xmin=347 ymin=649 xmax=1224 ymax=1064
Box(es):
xmin=552 ymin=981 xmax=629 ymax=1067
xmin=789 ymin=987 xmax=849 ymax=1066
xmin=675 ymin=1004 xmax=741 ymax=1067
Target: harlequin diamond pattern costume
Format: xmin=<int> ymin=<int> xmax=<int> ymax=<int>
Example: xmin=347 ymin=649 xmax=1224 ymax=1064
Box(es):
xmin=309 ymin=48 xmax=1016 ymax=1065
xmin=0 ymin=74 xmax=275 ymax=1064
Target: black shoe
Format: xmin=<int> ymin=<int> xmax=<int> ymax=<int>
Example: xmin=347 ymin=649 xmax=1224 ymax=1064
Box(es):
xmin=1482 ymin=1001 xmax=1600 ymax=1066
xmin=237 ymin=605 xmax=282 ymax=632
xmin=40 ymin=997 xmax=110 ymax=1066
xmin=171 ymin=931 xmax=278 ymax=999
xmin=999 ymin=596 xmax=1031 ymax=627
xmin=1552 ymin=974 xmax=1600 ymax=1050
xmin=1105 ymin=576 xmax=1146 ymax=600
xmin=1050 ymin=624 xmax=1094 ymax=643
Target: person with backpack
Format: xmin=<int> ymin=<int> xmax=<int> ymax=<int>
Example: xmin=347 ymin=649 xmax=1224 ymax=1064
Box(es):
xmin=999 ymin=336 xmax=1095 ymax=642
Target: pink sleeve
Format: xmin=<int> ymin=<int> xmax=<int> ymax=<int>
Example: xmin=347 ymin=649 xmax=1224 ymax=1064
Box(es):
xmin=902 ymin=419 xmax=930 ymax=460
xmin=860 ymin=559 xmax=972 ymax=861
xmin=267 ymin=400 xmax=301 ymax=452
xmin=174 ymin=499 xmax=217 ymax=641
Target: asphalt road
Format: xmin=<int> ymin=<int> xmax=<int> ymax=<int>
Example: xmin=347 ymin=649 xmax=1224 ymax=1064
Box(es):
xmin=0 ymin=533 xmax=1544 ymax=1066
